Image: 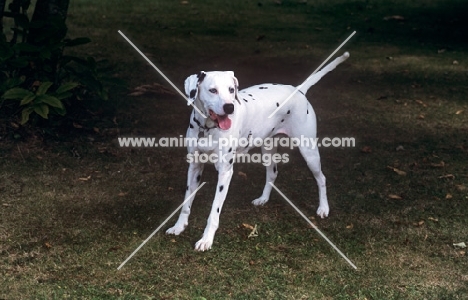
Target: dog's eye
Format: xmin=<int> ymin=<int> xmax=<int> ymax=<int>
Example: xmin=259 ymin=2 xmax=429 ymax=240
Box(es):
xmin=229 ymin=87 xmax=235 ymax=94
xmin=209 ymin=88 xmax=218 ymax=94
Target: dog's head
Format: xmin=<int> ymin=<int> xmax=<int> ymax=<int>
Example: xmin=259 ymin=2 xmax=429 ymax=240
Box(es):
xmin=185 ymin=71 xmax=239 ymax=130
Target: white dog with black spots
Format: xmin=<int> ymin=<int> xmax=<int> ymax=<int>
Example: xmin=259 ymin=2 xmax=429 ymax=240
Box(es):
xmin=166 ymin=52 xmax=350 ymax=251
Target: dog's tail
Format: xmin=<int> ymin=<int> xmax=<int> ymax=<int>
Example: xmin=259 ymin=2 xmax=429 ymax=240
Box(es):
xmin=298 ymin=52 xmax=349 ymax=95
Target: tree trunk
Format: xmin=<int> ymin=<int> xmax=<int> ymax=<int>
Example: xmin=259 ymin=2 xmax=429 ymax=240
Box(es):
xmin=0 ymin=0 xmax=6 ymax=33
xmin=28 ymin=0 xmax=70 ymax=45
xmin=32 ymin=0 xmax=69 ymax=21
xmin=26 ymin=0 xmax=70 ymax=82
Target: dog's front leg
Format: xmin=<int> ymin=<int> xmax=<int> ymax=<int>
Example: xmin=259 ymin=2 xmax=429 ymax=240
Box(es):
xmin=166 ymin=162 xmax=204 ymax=235
xmin=194 ymin=164 xmax=233 ymax=251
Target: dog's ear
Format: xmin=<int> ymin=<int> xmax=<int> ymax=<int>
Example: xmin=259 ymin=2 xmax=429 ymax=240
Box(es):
xmin=184 ymin=71 xmax=206 ymax=106
xmin=227 ymin=71 xmax=239 ymax=101
xmin=184 ymin=74 xmax=199 ymax=106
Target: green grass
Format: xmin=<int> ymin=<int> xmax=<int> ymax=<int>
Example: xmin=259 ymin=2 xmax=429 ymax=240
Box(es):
xmin=1 ymin=0 xmax=468 ymax=299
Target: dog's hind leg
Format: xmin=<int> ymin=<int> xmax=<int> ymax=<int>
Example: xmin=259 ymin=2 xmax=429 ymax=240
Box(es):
xmin=252 ymin=145 xmax=278 ymax=206
xmin=289 ymin=106 xmax=329 ymax=218
xmin=166 ymin=162 xmax=204 ymax=235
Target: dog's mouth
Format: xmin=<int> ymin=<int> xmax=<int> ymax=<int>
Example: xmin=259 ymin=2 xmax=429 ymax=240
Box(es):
xmin=209 ymin=110 xmax=231 ymax=130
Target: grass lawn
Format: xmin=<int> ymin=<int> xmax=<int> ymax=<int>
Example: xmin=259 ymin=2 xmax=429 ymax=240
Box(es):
xmin=1 ymin=0 xmax=467 ymax=299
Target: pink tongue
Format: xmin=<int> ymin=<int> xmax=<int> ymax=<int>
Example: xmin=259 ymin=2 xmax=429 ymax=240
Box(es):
xmin=217 ymin=114 xmax=231 ymax=130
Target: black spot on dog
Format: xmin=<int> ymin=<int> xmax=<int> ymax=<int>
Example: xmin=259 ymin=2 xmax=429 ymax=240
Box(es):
xmin=307 ymin=109 xmax=309 ymax=114
xmin=259 ymin=86 xmax=268 ymax=89
xmin=219 ymin=185 xmax=224 ymax=192
xmin=287 ymin=110 xmax=291 ymax=114
xmin=197 ymin=175 xmax=201 ymax=182
xmin=271 ymin=127 xmax=275 ymax=132
xmin=193 ymin=117 xmax=202 ymax=127
xmin=228 ymin=147 xmax=232 ymax=152
xmin=243 ymin=98 xmax=248 ymax=102
xmin=217 ymin=207 xmax=220 ymax=213
xmin=248 ymin=94 xmax=253 ymax=97
xmin=276 ymin=103 xmax=279 ymax=107
xmin=229 ymin=158 xmax=233 ymax=164
xmin=189 ymin=123 xmax=194 ymax=129
xmin=189 ymin=89 xmax=197 ymax=98
xmin=273 ymin=166 xmax=277 ymax=173
xmin=281 ymin=119 xmax=284 ymax=122
xmin=187 ymin=186 xmax=189 ymax=190
xmin=197 ymin=71 xmax=206 ymax=82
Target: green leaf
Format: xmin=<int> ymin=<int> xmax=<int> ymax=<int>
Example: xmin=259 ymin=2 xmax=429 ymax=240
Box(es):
xmin=21 ymin=107 xmax=33 ymax=124
xmin=33 ymin=104 xmax=49 ymax=119
xmin=2 ymin=88 xmax=33 ymax=100
xmin=56 ymin=82 xmax=80 ymax=94
xmin=86 ymin=56 xmax=96 ymax=69
xmin=14 ymin=14 xmax=30 ymax=29
xmin=64 ymin=37 xmax=91 ymax=47
xmin=55 ymin=92 xmax=72 ymax=100
xmin=101 ymin=77 xmax=127 ymax=87
xmin=36 ymin=82 xmax=53 ymax=95
xmin=29 ymin=20 xmax=46 ymax=29
xmin=43 ymin=65 xmax=53 ymax=73
xmin=99 ymin=89 xmax=109 ymax=101
xmin=52 ymin=106 xmax=66 ymax=116
xmin=21 ymin=0 xmax=31 ymax=11
xmin=0 ymin=77 xmax=24 ymax=94
xmin=0 ymin=42 xmax=14 ymax=61
xmin=39 ymin=48 xmax=52 ymax=60
xmin=61 ymin=55 xmax=87 ymax=66
xmin=36 ymin=95 xmax=63 ymax=108
xmin=20 ymin=94 xmax=36 ymax=105
xmin=12 ymin=43 xmax=39 ymax=53
xmin=8 ymin=57 xmax=29 ymax=68
xmin=78 ymin=75 xmax=101 ymax=92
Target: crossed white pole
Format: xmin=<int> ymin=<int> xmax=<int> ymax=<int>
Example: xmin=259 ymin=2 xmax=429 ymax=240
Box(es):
xmin=269 ymin=183 xmax=357 ymax=270
xmin=268 ymin=31 xmax=356 ymax=118
xmin=117 ymin=30 xmax=207 ymax=118
xmin=117 ymin=182 xmax=207 ymax=270
xmin=117 ymin=30 xmax=357 ymax=270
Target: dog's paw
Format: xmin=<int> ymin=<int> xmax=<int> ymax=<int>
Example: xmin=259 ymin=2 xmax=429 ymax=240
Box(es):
xmin=165 ymin=224 xmax=186 ymax=235
xmin=316 ymin=205 xmax=329 ymax=219
xmin=252 ymin=196 xmax=269 ymax=206
xmin=194 ymin=237 xmax=213 ymax=251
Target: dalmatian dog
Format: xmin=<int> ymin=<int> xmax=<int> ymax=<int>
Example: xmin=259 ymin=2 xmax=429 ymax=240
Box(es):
xmin=166 ymin=52 xmax=350 ymax=251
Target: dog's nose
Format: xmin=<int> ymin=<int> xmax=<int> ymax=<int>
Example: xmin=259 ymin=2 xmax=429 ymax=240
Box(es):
xmin=223 ymin=103 xmax=234 ymax=114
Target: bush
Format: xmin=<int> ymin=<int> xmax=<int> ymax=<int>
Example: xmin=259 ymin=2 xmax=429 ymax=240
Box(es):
xmin=0 ymin=0 xmax=124 ymax=128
